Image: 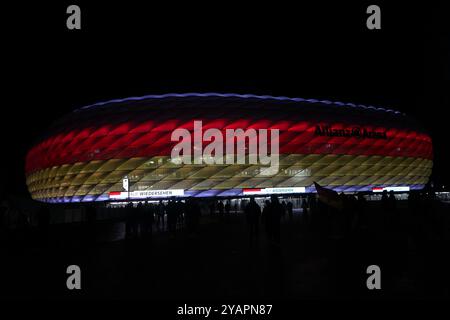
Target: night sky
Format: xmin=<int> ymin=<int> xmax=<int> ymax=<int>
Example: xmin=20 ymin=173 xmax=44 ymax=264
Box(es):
xmin=3 ymin=2 xmax=449 ymax=196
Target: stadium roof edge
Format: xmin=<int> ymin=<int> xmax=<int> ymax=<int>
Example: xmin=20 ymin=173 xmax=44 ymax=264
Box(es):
xmin=74 ymin=92 xmax=405 ymax=115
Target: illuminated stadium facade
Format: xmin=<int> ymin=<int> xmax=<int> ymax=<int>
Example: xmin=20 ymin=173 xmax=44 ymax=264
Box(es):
xmin=25 ymin=93 xmax=433 ymax=203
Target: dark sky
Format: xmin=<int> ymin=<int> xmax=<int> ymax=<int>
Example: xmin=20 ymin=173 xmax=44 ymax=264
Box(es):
xmin=3 ymin=1 xmax=449 ymax=196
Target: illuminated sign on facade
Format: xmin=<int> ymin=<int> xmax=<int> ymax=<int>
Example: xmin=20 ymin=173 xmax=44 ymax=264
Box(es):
xmin=243 ymin=187 xmax=306 ymax=195
xmin=372 ymin=186 xmax=410 ymax=192
xmin=109 ymin=189 xmax=185 ymax=199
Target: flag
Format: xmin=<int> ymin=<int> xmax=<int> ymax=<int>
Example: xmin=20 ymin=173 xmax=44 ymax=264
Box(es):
xmin=314 ymin=181 xmax=344 ymax=210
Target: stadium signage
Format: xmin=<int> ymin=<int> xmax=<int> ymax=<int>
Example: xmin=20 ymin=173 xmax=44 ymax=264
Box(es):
xmin=109 ymin=189 xmax=185 ymax=199
xmin=315 ymin=125 xmax=387 ymax=139
xmin=372 ymin=186 xmax=410 ymax=192
xmin=243 ymin=187 xmax=306 ymax=195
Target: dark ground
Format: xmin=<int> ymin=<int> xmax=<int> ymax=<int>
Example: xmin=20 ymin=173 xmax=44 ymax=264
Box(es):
xmin=1 ymin=200 xmax=449 ymax=300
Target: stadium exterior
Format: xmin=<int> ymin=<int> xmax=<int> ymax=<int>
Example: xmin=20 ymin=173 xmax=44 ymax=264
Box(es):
xmin=25 ymin=93 xmax=433 ymax=203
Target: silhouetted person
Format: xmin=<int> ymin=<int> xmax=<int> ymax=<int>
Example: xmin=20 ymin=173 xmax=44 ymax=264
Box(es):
xmin=132 ymin=202 xmax=140 ymax=237
xmin=301 ymin=197 xmax=309 ymax=227
xmin=175 ymin=200 xmax=184 ymax=229
xmin=281 ymin=201 xmax=287 ymax=220
xmin=185 ymin=198 xmax=201 ymax=234
xmin=388 ymin=190 xmax=398 ymax=231
xmin=225 ymin=200 xmax=231 ymax=215
xmin=157 ymin=200 xmax=165 ymax=230
xmin=125 ymin=202 xmax=135 ymax=239
xmin=287 ymin=201 xmax=293 ymax=221
xmin=217 ymin=201 xmax=224 ymax=216
xmin=142 ymin=202 xmax=154 ymax=239
xmin=245 ymin=197 xmax=261 ymax=241
xmin=388 ymin=191 xmax=397 ymax=212
xmin=268 ymin=195 xmax=283 ymax=243
xmin=261 ymin=200 xmax=271 ymax=238
xmin=345 ymin=194 xmax=358 ymax=235
xmin=136 ymin=202 xmax=146 ymax=237
xmin=209 ymin=201 xmax=215 ymax=215
xmin=167 ymin=200 xmax=177 ymax=235
xmin=381 ymin=190 xmax=389 ymax=211
xmin=127 ymin=202 xmax=138 ymax=239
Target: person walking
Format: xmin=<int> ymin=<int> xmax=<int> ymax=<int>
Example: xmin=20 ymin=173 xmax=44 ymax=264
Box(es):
xmin=268 ymin=195 xmax=283 ymax=243
xmin=245 ymin=197 xmax=261 ymax=242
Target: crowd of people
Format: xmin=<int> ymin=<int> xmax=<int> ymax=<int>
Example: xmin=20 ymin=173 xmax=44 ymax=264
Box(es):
xmin=111 ymin=198 xmax=202 ymax=240
xmin=1 ymin=189 xmax=449 ymax=297
xmin=0 ymin=190 xmax=447 ymax=247
xmin=244 ymin=196 xmax=294 ymax=243
xmin=113 ymin=196 xmax=295 ymax=242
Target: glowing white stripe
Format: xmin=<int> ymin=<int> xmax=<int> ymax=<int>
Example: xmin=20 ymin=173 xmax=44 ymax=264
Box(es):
xmin=243 ymin=187 xmax=306 ymax=195
xmin=372 ymin=186 xmax=410 ymax=192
